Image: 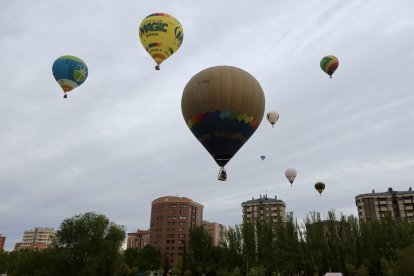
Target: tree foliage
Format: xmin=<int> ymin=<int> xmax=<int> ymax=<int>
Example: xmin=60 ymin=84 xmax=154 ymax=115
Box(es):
xmin=137 ymin=244 xmax=160 ymax=271
xmin=222 ymin=210 xmax=414 ymax=275
xmin=2 ymin=210 xmax=414 ymax=275
xmin=1 ymin=212 xmax=126 ymax=276
xmin=52 ymin=212 xmax=126 ymax=276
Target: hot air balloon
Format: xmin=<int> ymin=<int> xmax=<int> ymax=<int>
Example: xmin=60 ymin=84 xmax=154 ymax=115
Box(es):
xmin=261 ymin=155 xmax=266 ymax=161
xmin=139 ymin=13 xmax=184 ymax=70
xmin=266 ymin=111 xmax=279 ymax=127
xmin=320 ymin=55 xmax=339 ymax=78
xmin=52 ymin=55 xmax=88 ymax=98
xmin=315 ymin=182 xmax=325 ymax=195
xmin=181 ymin=66 xmax=265 ymax=181
xmin=285 ymin=168 xmax=297 ymax=186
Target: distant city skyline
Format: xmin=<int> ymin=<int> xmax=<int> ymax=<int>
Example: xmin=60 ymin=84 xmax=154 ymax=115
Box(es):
xmin=3 ymin=187 xmax=414 ymax=251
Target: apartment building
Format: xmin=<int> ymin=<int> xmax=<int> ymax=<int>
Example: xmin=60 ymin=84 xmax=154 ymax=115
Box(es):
xmin=127 ymin=229 xmax=150 ymax=249
xmin=0 ymin=235 xmax=5 ymax=251
xmin=149 ymin=196 xmax=203 ymax=268
xmin=242 ymin=194 xmax=286 ymax=223
xmin=202 ymin=220 xmax=227 ymax=246
xmin=355 ymin=187 xmax=414 ymax=221
xmin=16 ymin=227 xmax=55 ymax=250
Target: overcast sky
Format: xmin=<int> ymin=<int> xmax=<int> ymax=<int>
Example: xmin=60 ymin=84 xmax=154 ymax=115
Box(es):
xmin=1 ymin=0 xmax=414 ymax=251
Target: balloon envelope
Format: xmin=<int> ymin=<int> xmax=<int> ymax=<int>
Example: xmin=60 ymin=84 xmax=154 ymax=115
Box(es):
xmin=139 ymin=13 xmax=184 ymax=68
xmin=181 ymin=66 xmax=265 ymax=167
xmin=285 ymin=168 xmax=297 ymax=185
xmin=266 ymin=111 xmax=279 ymax=126
xmin=320 ymin=55 xmax=339 ymax=78
xmin=261 ymin=155 xmax=266 ymax=161
xmin=315 ymin=182 xmax=326 ymax=195
xmin=52 ymin=55 xmax=88 ymax=94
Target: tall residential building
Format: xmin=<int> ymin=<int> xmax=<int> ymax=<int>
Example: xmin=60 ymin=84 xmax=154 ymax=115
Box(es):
xmin=355 ymin=187 xmax=414 ymax=221
xmin=202 ymin=220 xmax=227 ymax=246
xmin=16 ymin=227 xmax=55 ymax=250
xmin=150 ymin=196 xmax=203 ymax=268
xmin=242 ymin=194 xmax=286 ymax=223
xmin=0 ymin=235 xmax=5 ymax=251
xmin=127 ymin=229 xmax=150 ymax=249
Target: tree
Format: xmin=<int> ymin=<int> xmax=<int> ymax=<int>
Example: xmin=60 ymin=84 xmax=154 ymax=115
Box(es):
xmin=123 ymin=247 xmax=141 ymax=269
xmin=116 ymin=262 xmax=130 ymax=276
xmin=0 ymin=250 xmax=9 ymax=273
xmin=225 ymin=225 xmax=243 ymax=271
xmin=188 ymin=225 xmax=213 ymax=274
xmin=242 ymin=222 xmax=256 ymax=273
xmin=53 ymin=211 xmax=126 ymax=276
xmin=138 ymin=244 xmax=160 ymax=271
xmin=4 ymin=248 xmax=70 ymax=276
xmin=395 ymin=245 xmax=414 ymax=275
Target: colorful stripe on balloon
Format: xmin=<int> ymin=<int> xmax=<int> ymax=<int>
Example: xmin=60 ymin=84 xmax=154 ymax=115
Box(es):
xmin=186 ymin=110 xmax=260 ymax=130
xmin=186 ymin=110 xmax=260 ymax=167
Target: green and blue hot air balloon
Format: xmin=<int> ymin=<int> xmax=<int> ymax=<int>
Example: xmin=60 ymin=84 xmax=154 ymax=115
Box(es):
xmin=52 ymin=55 xmax=88 ymax=98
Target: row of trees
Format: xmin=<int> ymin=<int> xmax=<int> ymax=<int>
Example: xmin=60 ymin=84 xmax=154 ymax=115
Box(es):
xmin=184 ymin=211 xmax=414 ymax=275
xmin=0 ymin=212 xmax=161 ymax=276
xmin=1 ymin=211 xmax=414 ymax=275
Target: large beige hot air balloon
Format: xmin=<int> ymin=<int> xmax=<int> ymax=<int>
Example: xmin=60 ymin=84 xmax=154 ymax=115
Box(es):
xmin=181 ymin=66 xmax=265 ymax=181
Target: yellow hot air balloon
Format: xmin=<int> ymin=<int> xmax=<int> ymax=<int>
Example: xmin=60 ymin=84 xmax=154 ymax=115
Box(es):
xmin=139 ymin=13 xmax=184 ymax=70
xmin=181 ymin=66 xmax=265 ymax=181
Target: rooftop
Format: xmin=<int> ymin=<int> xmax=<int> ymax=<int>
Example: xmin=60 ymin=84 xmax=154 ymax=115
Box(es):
xmin=241 ymin=194 xmax=286 ymax=207
xmin=355 ymin=187 xmax=414 ymax=199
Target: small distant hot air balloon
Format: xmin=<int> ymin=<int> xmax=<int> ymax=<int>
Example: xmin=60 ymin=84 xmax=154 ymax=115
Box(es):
xmin=181 ymin=66 xmax=265 ymax=181
xmin=261 ymin=155 xmax=266 ymax=161
xmin=320 ymin=55 xmax=339 ymax=78
xmin=315 ymin=182 xmax=325 ymax=195
xmin=285 ymin=168 xmax=297 ymax=186
xmin=139 ymin=13 xmax=184 ymax=70
xmin=52 ymin=55 xmax=88 ymax=98
xmin=266 ymin=111 xmax=279 ymax=127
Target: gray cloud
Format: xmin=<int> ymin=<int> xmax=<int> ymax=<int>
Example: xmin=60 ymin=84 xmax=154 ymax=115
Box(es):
xmin=1 ymin=0 xmax=414 ymax=250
